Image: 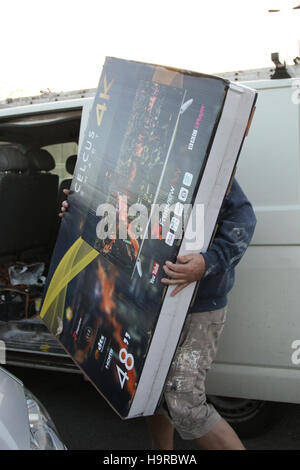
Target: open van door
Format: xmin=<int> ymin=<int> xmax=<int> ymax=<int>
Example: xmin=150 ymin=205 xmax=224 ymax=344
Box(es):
xmin=0 ymin=91 xmax=94 ymax=371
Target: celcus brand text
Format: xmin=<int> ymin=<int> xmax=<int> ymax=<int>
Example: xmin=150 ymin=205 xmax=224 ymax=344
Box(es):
xmin=74 ymin=133 xmax=95 ymax=195
xmin=74 ymin=74 xmax=114 ymax=196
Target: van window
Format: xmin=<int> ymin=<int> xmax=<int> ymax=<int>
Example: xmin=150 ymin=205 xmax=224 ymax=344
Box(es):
xmin=42 ymin=142 xmax=78 ymax=183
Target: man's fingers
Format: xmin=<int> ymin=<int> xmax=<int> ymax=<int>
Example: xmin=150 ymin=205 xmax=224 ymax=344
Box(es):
xmin=171 ymin=282 xmax=190 ymax=297
xmin=59 ymin=201 xmax=69 ymax=218
xmin=163 ymin=264 xmax=187 ymax=279
xmin=164 ymin=260 xmax=189 ymax=274
xmin=59 ymin=193 xmax=70 ymax=218
xmin=60 ymin=201 xmax=69 ymax=213
xmin=176 ymin=255 xmax=193 ymax=264
xmin=161 ymin=278 xmax=186 ymax=286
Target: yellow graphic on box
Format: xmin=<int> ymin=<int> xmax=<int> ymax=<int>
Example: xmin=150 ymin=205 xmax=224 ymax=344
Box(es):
xmin=40 ymin=237 xmax=98 ymax=334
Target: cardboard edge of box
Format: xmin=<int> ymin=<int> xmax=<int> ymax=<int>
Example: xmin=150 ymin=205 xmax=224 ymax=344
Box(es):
xmin=127 ymin=82 xmax=257 ymax=419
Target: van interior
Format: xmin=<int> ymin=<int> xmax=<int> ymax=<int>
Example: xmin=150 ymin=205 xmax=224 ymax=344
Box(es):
xmin=0 ymin=108 xmax=82 ymax=370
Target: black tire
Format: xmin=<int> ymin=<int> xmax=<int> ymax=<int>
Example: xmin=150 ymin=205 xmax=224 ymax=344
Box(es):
xmin=207 ymin=395 xmax=288 ymax=438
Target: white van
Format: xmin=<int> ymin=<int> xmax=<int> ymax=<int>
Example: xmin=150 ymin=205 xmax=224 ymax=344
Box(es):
xmin=0 ymin=61 xmax=299 ymax=437
xmin=206 ymin=60 xmax=300 ymax=435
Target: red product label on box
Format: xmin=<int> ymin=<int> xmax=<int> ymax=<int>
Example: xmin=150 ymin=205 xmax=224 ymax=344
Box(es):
xmin=152 ymin=262 xmax=160 ymax=276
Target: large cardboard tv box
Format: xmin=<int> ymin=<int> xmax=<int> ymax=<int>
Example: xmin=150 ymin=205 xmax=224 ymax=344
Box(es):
xmin=40 ymin=57 xmax=256 ymax=418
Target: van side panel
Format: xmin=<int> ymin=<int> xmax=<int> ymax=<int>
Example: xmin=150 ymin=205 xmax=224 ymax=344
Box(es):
xmin=206 ymin=79 xmax=300 ymax=403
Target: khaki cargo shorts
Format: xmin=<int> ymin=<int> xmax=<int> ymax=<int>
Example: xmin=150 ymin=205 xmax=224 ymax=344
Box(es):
xmin=156 ymin=306 xmax=227 ymax=440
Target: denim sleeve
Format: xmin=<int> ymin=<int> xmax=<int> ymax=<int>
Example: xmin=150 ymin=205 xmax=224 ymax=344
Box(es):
xmin=201 ymin=179 xmax=257 ymax=278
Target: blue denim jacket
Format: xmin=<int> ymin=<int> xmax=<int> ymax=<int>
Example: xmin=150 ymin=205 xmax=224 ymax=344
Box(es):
xmin=189 ymin=179 xmax=257 ymax=313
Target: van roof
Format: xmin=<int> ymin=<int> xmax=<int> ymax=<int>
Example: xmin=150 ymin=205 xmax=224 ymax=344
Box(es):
xmin=0 ymin=61 xmax=299 ymax=114
xmin=0 ymin=88 xmax=96 ymax=112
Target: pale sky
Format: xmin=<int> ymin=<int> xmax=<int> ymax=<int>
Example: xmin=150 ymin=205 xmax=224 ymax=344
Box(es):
xmin=0 ymin=0 xmax=299 ymax=100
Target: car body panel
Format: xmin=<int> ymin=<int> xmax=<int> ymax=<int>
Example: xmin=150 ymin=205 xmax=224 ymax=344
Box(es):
xmin=0 ymin=367 xmax=30 ymax=449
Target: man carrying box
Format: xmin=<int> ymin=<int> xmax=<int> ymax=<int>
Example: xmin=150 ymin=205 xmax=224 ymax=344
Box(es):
xmin=60 ymin=177 xmax=256 ymax=450
xmin=146 ymin=178 xmax=256 ymax=450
